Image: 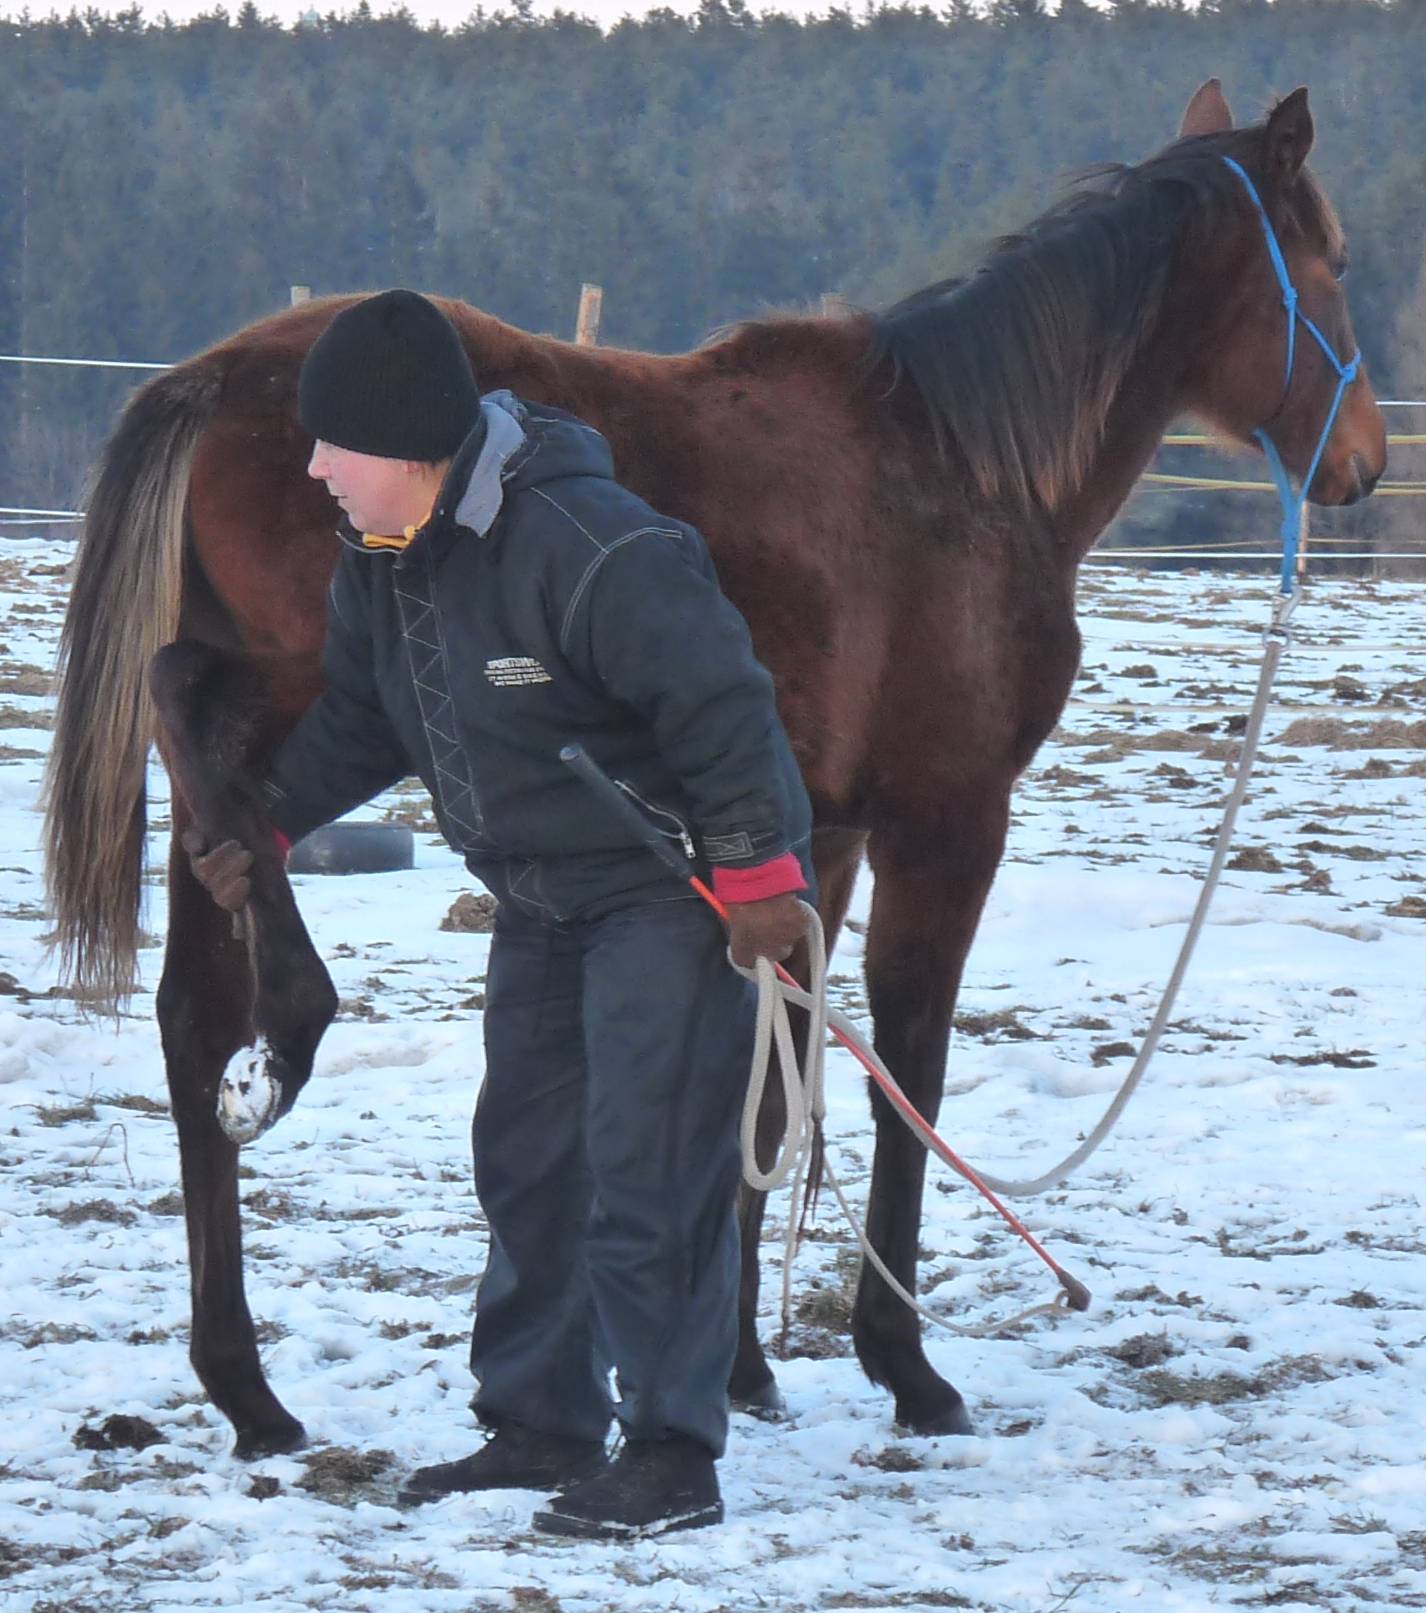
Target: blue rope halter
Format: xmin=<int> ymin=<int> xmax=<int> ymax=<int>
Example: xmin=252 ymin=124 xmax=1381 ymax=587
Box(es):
xmin=1220 ymin=155 xmax=1361 ymax=597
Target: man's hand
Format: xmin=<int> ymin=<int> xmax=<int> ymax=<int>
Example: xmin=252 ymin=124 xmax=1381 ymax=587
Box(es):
xmin=725 ymin=892 xmax=807 ymax=970
xmin=180 ymin=828 xmax=255 ymax=913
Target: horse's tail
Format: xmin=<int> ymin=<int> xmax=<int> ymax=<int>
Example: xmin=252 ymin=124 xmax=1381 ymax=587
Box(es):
xmin=44 ymin=362 xmax=223 ymax=1011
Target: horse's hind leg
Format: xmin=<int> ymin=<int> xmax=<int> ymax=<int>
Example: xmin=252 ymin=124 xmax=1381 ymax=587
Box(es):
xmin=730 ymin=825 xmax=867 ymax=1414
xmin=150 ymin=639 xmax=337 ymax=1142
xmin=158 ymin=826 xmax=306 ymax=1457
xmin=853 ymin=795 xmax=1011 ymax=1435
xmin=151 ymin=638 xmax=336 ymax=1455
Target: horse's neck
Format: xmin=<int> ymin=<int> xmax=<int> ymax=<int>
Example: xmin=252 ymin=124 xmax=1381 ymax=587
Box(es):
xmin=1052 ymin=350 xmax=1187 ymax=567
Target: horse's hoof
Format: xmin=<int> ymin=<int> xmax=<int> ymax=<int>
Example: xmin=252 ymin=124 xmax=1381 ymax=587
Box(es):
xmin=233 ymin=1416 xmax=307 ymax=1460
xmin=897 ymin=1398 xmax=975 ymax=1438
xmin=732 ymin=1380 xmax=788 ymax=1422
xmin=217 ymin=1039 xmax=282 ymax=1145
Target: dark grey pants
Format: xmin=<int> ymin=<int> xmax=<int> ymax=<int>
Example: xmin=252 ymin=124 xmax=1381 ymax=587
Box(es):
xmin=468 ymin=895 xmax=752 ymax=1457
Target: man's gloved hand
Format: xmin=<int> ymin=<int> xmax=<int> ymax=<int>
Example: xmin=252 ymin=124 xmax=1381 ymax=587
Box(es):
xmin=725 ymin=892 xmax=807 ymax=970
xmin=180 ymin=828 xmax=255 ymax=913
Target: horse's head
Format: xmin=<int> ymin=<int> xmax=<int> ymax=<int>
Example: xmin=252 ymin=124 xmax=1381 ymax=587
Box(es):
xmin=1172 ymin=80 xmax=1386 ymax=507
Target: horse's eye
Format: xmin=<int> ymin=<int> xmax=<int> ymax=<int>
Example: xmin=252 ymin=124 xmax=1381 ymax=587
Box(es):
xmin=1334 ymin=262 xmax=1350 ymax=284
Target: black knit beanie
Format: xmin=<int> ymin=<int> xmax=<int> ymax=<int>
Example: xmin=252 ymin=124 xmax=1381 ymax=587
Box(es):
xmin=298 ymin=289 xmax=481 ymax=461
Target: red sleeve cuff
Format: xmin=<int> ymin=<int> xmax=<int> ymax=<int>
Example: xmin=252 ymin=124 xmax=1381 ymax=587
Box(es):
xmin=273 ymin=829 xmax=292 ymax=862
xmin=711 ymin=852 xmax=807 ymax=905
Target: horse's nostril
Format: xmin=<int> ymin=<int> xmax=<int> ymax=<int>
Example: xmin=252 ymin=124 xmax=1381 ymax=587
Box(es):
xmin=1324 ymin=453 xmax=1376 ymax=507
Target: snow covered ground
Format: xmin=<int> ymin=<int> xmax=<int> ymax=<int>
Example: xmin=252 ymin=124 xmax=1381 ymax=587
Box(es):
xmin=2 ymin=534 xmax=1424 ymax=1612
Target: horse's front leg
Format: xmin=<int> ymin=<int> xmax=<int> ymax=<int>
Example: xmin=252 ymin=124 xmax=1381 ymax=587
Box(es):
xmin=150 ymin=640 xmax=337 ymax=1144
xmin=729 ymin=826 xmax=867 ymax=1415
xmin=157 ymin=823 xmax=307 ymax=1456
xmin=855 ymin=796 xmax=1011 ymax=1436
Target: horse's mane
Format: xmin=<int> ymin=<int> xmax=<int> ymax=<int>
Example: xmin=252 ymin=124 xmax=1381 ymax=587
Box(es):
xmin=860 ymin=121 xmax=1341 ymax=515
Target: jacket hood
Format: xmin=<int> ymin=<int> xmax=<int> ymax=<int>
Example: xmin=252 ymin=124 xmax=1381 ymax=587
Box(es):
xmin=437 ymin=391 xmax=617 ymax=540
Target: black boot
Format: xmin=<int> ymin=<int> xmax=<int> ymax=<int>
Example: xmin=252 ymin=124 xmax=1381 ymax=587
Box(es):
xmin=398 ymin=1423 xmax=607 ymax=1505
xmin=532 ymin=1434 xmax=723 ymax=1540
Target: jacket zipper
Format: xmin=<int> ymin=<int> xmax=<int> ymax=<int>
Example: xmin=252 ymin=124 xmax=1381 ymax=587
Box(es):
xmin=615 ymin=779 xmax=696 ymax=860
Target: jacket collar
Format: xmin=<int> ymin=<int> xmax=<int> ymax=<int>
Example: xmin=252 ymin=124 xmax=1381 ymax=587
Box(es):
xmin=348 ymin=391 xmax=529 ymax=557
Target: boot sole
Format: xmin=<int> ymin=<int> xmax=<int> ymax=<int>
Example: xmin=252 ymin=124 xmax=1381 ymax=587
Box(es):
xmin=397 ymin=1457 xmax=607 ymax=1506
xmin=531 ymin=1499 xmax=724 ymax=1540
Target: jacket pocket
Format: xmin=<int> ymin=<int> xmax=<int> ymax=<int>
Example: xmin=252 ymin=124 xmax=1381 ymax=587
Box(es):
xmin=614 ymin=779 xmax=695 ymax=861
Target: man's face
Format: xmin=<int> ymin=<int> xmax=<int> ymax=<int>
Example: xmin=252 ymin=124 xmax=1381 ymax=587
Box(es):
xmin=308 ymin=440 xmax=427 ymax=535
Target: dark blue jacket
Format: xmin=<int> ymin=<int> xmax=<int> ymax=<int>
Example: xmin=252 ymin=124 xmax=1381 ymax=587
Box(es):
xmin=267 ymin=392 xmax=812 ymax=921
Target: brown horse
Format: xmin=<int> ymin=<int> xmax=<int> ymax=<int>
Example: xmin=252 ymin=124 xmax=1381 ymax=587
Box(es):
xmin=45 ymin=82 xmax=1384 ymax=1457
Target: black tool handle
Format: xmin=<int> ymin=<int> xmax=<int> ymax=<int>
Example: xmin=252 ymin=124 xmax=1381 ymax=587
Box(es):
xmin=559 ymin=744 xmax=694 ymax=881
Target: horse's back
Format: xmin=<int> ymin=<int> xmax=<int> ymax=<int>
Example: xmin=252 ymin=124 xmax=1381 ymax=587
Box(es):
xmin=181 ymin=297 xmax=918 ymax=812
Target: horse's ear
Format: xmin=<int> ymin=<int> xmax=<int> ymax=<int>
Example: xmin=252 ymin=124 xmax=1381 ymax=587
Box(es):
xmin=1179 ymin=78 xmax=1234 ymax=138
xmin=1263 ymin=88 xmax=1314 ymax=185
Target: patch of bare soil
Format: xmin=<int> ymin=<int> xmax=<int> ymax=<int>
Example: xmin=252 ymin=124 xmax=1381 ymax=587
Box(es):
xmin=508 ymin=1590 xmax=565 ymax=1612
xmin=46 ymin=1199 xmax=137 ymax=1227
xmin=9 ymin=1321 xmax=98 ymax=1348
xmin=823 ymin=1593 xmax=973 ymax=1609
xmin=1386 ymin=896 xmax=1426 ymax=919
xmin=1078 ymin=727 xmax=1239 ymax=763
xmin=789 ymin=1279 xmax=855 ymax=1343
xmin=852 ymin=1443 xmax=925 ymax=1473
xmin=1115 ymin=1285 xmax=1203 ymax=1308
xmin=242 ymin=1186 xmax=301 ymax=1220
xmin=337 ymin=995 xmax=389 ymax=1022
xmin=95 ymin=1092 xmax=167 ymax=1115
xmin=783 ymin=1248 xmax=859 ymax=1360
xmin=0 ymin=703 xmax=53 ymax=730
xmin=953 ymin=1007 xmax=1042 ymax=1041
xmin=32 ymin=1096 xmax=98 ymax=1124
xmin=1091 ymin=1040 xmax=1137 ymax=1066
xmin=73 ymin=1414 xmax=164 ymax=1452
xmin=441 ymin=892 xmax=498 ymax=932
xmin=1034 ymin=763 xmax=1101 ymax=788
xmin=1138 ymin=1354 xmax=1335 ymax=1408
xmin=1276 ymin=716 xmax=1426 ymax=749
xmin=1296 ymin=840 xmax=1389 ymax=862
xmin=295 ymin=1446 xmax=396 ymax=1505
xmin=1106 ymin=1333 xmax=1180 ymax=1368
xmin=1227 ymin=846 xmax=1284 ymax=872
xmin=1268 ymin=1048 xmax=1375 ymax=1068
xmin=0 ymin=667 xmax=52 ymax=696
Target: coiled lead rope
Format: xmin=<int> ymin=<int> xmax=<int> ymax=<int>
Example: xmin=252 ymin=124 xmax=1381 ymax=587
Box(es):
xmin=735 ymin=904 xmax=1071 ymax=1342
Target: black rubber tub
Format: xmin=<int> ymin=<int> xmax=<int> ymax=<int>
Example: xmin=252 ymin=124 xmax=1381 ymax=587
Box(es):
xmin=287 ymin=822 xmax=415 ymax=875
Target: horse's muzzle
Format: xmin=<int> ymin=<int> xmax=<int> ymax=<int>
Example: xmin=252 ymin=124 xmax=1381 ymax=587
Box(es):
xmin=1343 ymin=452 xmax=1382 ymax=505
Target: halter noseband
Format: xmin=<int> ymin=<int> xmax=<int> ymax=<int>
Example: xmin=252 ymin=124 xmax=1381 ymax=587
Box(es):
xmin=1220 ymin=155 xmax=1361 ymax=596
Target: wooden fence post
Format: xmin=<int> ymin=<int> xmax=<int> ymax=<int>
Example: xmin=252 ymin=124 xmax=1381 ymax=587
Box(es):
xmin=575 ymin=283 xmax=604 ymax=346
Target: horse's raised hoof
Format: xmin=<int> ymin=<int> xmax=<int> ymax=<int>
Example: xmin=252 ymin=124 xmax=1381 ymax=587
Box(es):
xmin=732 ymin=1379 xmax=788 ymax=1422
xmin=233 ymin=1415 xmax=307 ymax=1461
xmin=896 ymin=1397 xmax=975 ymax=1438
xmin=217 ymin=1038 xmax=285 ymax=1144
